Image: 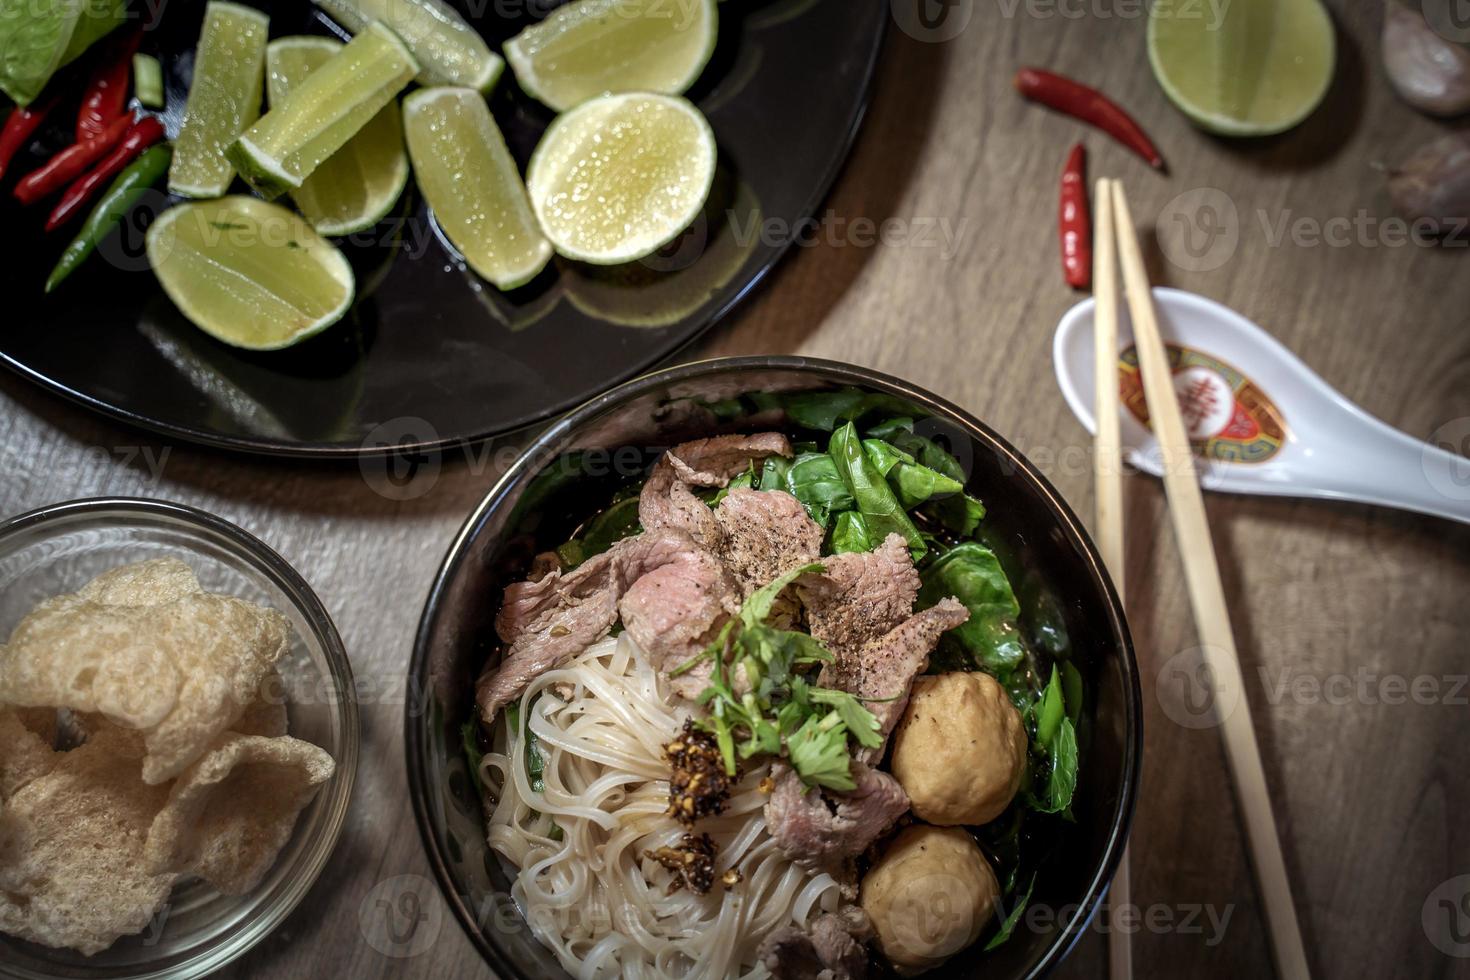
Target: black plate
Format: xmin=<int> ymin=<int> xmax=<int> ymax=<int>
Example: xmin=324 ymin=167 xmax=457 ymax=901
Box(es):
xmin=407 ymin=356 xmax=1142 ymax=980
xmin=0 ymin=0 xmax=886 ymax=456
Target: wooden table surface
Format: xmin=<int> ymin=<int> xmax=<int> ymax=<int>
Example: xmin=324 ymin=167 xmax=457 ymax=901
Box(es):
xmin=3 ymin=2 xmax=1468 ymax=977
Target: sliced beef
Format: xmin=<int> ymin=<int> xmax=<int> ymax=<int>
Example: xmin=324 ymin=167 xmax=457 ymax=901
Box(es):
xmin=638 ymin=434 xmax=793 ymax=550
xmin=830 ymin=597 xmax=972 ymax=762
xmin=763 ymin=762 xmax=909 ymax=887
xmin=759 ymin=906 xmax=874 ymax=980
xmin=478 ymin=530 xmax=706 ymax=722
xmin=714 ymin=488 xmax=824 ymax=597
xmin=799 ymin=534 xmax=920 ymax=661
xmin=619 ymin=548 xmax=739 ymax=695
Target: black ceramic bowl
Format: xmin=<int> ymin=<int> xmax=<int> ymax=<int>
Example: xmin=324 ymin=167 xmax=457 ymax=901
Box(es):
xmin=407 ymin=356 xmax=1141 ymax=979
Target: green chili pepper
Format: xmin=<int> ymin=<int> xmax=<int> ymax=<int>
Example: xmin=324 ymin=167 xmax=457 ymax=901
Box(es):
xmin=44 ymin=142 xmax=171 ymax=294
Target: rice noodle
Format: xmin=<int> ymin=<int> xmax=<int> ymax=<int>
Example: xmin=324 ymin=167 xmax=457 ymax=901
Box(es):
xmin=483 ymin=633 xmax=841 ymax=979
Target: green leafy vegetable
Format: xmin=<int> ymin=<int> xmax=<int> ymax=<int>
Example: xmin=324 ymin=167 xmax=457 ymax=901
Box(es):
xmin=829 ymin=511 xmax=873 ymax=554
xmin=918 ymin=542 xmax=1026 ymax=672
xmin=781 ymin=453 xmax=853 ymax=527
xmin=863 ymin=437 xmax=969 ymax=511
xmin=556 ymin=496 xmax=642 ymax=569
xmin=863 ymin=418 xmax=985 ymax=535
xmin=461 ymin=719 xmax=486 ymax=800
xmin=1036 ymin=666 xmax=1065 ymax=748
xmin=984 ymin=872 xmax=1037 ymax=950
xmin=765 ymin=389 xmax=914 ymax=432
xmin=1061 ymin=661 xmax=1084 ymax=727
xmin=829 ymin=422 xmax=925 ymax=559
xmin=1028 ymin=718 xmax=1078 ymax=814
xmin=759 ymin=456 xmax=792 ymax=491
xmin=810 ymin=688 xmax=883 ymax=749
xmin=787 ymin=712 xmax=858 ymax=791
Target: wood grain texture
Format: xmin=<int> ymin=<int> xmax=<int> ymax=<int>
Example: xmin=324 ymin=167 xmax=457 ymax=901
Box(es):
xmin=2 ymin=2 xmax=1469 ymax=978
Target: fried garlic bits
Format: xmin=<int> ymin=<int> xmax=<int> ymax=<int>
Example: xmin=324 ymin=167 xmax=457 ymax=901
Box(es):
xmin=0 ymin=559 xmax=336 ymax=956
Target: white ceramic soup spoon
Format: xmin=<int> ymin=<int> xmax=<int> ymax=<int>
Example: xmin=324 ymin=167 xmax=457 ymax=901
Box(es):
xmin=1053 ymin=288 xmax=1470 ymax=526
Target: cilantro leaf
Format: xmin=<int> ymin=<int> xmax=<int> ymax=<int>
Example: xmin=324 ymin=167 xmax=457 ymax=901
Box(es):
xmin=787 ymin=712 xmax=857 ymax=791
xmin=810 ymin=687 xmax=883 ymax=749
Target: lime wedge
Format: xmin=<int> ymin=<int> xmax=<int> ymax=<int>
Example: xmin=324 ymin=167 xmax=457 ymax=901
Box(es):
xmin=1148 ymin=0 xmax=1335 ymax=137
xmin=168 ymin=1 xmax=269 ymax=198
xmin=226 ymin=21 xmax=418 ymax=200
xmin=402 ymin=87 xmax=552 ymax=290
xmin=526 ymin=92 xmax=716 ymax=265
xmin=266 ymin=37 xmax=409 ymax=236
xmin=312 ymin=0 xmax=503 ymax=92
xmin=146 ymin=196 xmax=355 ymax=350
xmin=505 ymin=0 xmax=718 ymax=112
xmin=0 ymin=0 xmax=78 ymax=105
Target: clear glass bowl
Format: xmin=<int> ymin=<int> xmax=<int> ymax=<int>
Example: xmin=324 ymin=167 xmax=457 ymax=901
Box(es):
xmin=0 ymin=498 xmax=359 ymax=980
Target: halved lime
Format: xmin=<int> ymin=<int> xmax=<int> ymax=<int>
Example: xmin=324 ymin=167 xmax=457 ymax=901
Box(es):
xmin=526 ymin=92 xmax=716 ymax=265
xmin=266 ymin=37 xmax=409 ymax=236
xmin=226 ymin=21 xmax=418 ymax=199
xmin=402 ymin=87 xmax=552 ymax=290
xmin=1148 ymin=0 xmax=1335 ymax=137
xmin=168 ymin=1 xmax=270 ymax=198
xmin=505 ymin=0 xmax=718 ymax=112
xmin=312 ymin=0 xmax=503 ymax=92
xmin=146 ymin=196 xmax=355 ymax=350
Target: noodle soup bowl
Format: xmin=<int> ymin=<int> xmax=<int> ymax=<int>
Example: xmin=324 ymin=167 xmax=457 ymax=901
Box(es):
xmin=408 ymin=355 xmax=1141 ymax=979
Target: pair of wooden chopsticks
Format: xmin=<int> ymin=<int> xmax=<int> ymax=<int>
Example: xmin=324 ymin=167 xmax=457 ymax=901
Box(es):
xmin=1092 ymin=179 xmax=1311 ymax=980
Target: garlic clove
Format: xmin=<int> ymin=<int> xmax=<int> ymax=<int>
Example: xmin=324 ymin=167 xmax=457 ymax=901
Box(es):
xmin=1382 ymin=0 xmax=1470 ymax=117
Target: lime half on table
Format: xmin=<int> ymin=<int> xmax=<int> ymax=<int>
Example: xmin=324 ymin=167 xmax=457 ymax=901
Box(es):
xmin=146 ymin=196 xmax=355 ymax=350
xmin=526 ymin=92 xmax=717 ymax=266
xmin=402 ymin=87 xmax=552 ymax=290
xmin=312 ymin=0 xmax=503 ymax=92
xmin=168 ymin=1 xmax=270 ymax=198
xmin=227 ymin=21 xmax=418 ymax=199
xmin=506 ymin=0 xmax=719 ymax=112
xmin=266 ymin=37 xmax=409 ymax=236
xmin=1148 ymin=0 xmax=1335 ymax=137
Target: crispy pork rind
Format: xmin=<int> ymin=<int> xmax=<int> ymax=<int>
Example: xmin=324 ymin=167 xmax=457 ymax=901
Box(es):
xmin=0 ymin=806 xmax=20 ymax=860
xmin=78 ymin=557 xmax=204 ymax=607
xmin=0 ymin=708 xmax=56 ymax=800
xmin=0 ymin=737 xmax=175 ymax=956
xmin=0 ymin=559 xmax=291 ymax=784
xmin=145 ymin=734 xmax=335 ymax=896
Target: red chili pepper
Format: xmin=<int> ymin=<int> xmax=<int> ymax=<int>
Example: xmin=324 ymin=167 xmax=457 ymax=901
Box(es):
xmin=77 ymin=31 xmax=141 ymax=143
xmin=0 ymin=97 xmax=58 ymax=182
xmin=1015 ymin=68 xmax=1165 ymax=171
xmin=1059 ymin=143 xmax=1090 ymax=289
xmin=13 ymin=114 xmax=133 ymax=205
xmin=46 ymin=116 xmax=165 ymax=232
